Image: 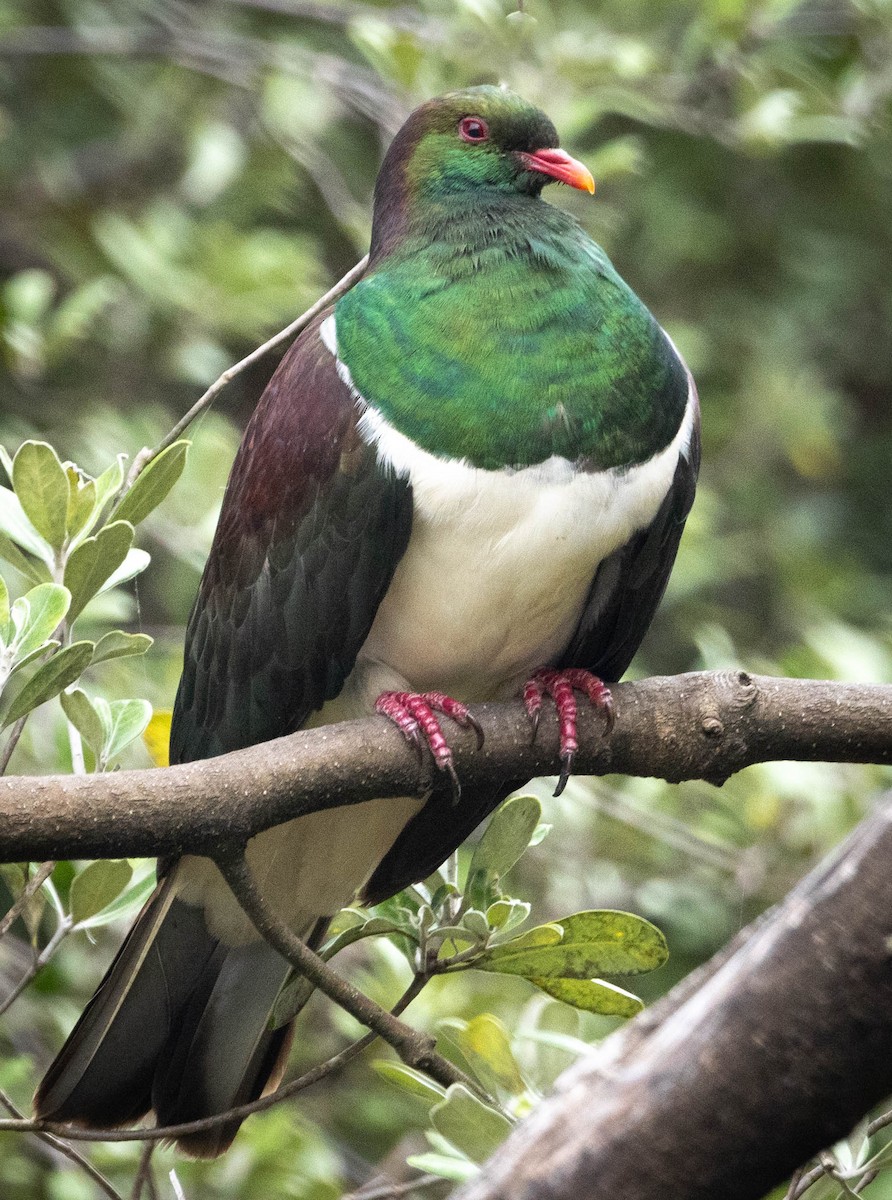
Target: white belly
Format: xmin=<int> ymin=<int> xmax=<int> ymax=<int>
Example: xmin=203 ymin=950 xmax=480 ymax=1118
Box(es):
xmin=176 ymin=792 xmax=424 ymax=945
xmin=336 ymin=396 xmax=695 ymax=710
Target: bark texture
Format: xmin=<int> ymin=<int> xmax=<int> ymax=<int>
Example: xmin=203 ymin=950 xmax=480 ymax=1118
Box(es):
xmin=0 ymin=671 xmax=890 ymax=861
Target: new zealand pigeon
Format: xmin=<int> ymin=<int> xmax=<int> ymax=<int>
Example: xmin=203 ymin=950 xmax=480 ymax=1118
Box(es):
xmin=35 ymin=86 xmax=699 ymax=1155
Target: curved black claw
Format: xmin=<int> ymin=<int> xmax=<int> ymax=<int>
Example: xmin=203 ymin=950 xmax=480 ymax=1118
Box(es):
xmin=463 ymin=710 xmax=485 ymax=751
xmin=528 ymin=708 xmax=541 ymax=743
xmin=406 ymin=724 xmax=425 ymax=768
xmin=553 ymin=749 xmax=574 ymax=798
xmin=444 ymin=758 xmax=462 ymax=805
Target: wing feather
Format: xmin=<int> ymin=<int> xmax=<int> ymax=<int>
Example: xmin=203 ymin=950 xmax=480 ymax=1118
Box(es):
xmin=170 ymin=312 xmax=413 ymax=765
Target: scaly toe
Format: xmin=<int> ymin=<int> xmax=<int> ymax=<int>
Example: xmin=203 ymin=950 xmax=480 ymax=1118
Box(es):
xmin=521 ymin=667 xmax=613 ymax=794
xmin=375 ymin=690 xmax=477 ymax=798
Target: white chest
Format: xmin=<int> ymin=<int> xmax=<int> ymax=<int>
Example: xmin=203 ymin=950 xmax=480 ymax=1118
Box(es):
xmin=318 ymin=314 xmax=696 ymax=716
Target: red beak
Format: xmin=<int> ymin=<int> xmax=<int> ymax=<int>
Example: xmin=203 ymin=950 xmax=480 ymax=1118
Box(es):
xmin=516 ymin=147 xmax=595 ymax=194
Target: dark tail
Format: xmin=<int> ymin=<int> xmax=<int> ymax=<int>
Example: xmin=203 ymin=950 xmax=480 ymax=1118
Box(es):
xmin=34 ymin=872 xmax=316 ymax=1158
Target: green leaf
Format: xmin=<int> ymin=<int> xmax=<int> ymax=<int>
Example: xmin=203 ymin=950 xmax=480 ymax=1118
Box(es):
xmin=8 ymin=640 xmax=59 ymax=677
xmin=522 ymin=998 xmax=584 ymax=1084
xmin=485 ymin=899 xmax=530 ymax=931
xmin=0 ymin=863 xmax=25 ymax=895
xmin=433 ymin=925 xmax=479 ymax=953
xmin=518 ymin=1028 xmax=595 ymax=1061
xmin=0 ymin=574 xmax=9 ymax=640
xmin=65 ymin=467 xmax=96 ymax=540
xmin=471 ymin=911 xmax=668 ymax=980
xmin=429 ymin=1084 xmax=513 ymax=1163
xmin=4 ymin=268 xmax=54 ymax=323
xmin=60 ymin=688 xmax=107 ymax=759
xmin=320 ymin=916 xmax=404 ymax=960
xmin=75 ymin=865 xmax=156 ymax=929
xmin=444 ymin=1015 xmax=526 ymax=1096
xmin=0 ymin=486 xmax=53 ymax=563
xmin=92 ymin=455 xmax=128 ymax=511
xmin=98 ymin=547 xmax=150 ymax=595
xmin=104 ymin=698 xmax=152 ymax=764
xmin=0 ymin=446 xmax=12 ymax=480
xmin=10 ymin=583 xmax=70 ymax=658
xmin=11 ymin=442 xmax=69 ymax=551
xmin=530 ymin=977 xmax=644 ymax=1017
xmin=373 ymin=1061 xmax=447 ymax=1105
xmin=0 ymin=532 xmax=50 ymax=584
xmin=269 ymin=973 xmax=316 ymax=1030
xmin=0 ymin=863 xmax=46 ymax=943
xmin=469 ymin=794 xmax=542 ymax=882
xmin=64 ymin=521 xmax=134 ymax=621
xmin=112 ymin=440 xmax=190 ymax=527
xmin=529 ymin=822 xmax=552 ymax=847
xmin=70 ymin=860 xmax=133 ymax=925
xmin=48 ymin=277 xmax=117 ymax=348
xmin=491 ymin=923 xmax=563 ymax=952
xmin=1 ymin=640 xmax=94 ymax=726
xmin=91 ymin=630 xmax=153 ymax=665
xmin=405 ymin=1152 xmax=478 ymax=1183
xmin=461 ymin=909 xmax=490 ymax=938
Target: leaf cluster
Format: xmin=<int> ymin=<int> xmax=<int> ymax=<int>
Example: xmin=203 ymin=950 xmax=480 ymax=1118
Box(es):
xmin=0 ymin=438 xmax=187 ymax=765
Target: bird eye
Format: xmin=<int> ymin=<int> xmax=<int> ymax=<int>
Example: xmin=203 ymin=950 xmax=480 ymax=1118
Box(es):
xmin=459 ymin=116 xmax=489 ymax=143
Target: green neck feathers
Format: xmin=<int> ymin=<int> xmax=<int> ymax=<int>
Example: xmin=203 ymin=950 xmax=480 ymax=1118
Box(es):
xmin=335 ymin=194 xmax=688 ymax=472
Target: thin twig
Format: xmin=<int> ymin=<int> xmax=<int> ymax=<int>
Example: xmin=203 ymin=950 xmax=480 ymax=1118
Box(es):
xmin=119 ymin=255 xmax=367 ymax=494
xmin=0 ymin=1087 xmax=125 ymax=1200
xmin=0 ymin=715 xmax=28 ymax=774
xmin=0 ymin=973 xmax=427 ymax=1143
xmin=215 ymin=846 xmax=478 ymax=1094
xmin=0 ymin=915 xmax=72 ymax=1017
xmin=0 ymin=861 xmax=55 ymax=939
xmin=344 ymin=1173 xmax=447 ymax=1200
xmin=220 ymin=0 xmax=430 ymax=33
xmin=130 ymin=1143 xmax=156 ymax=1200
xmin=867 ymin=1108 xmax=892 ymax=1137
xmin=854 ymin=1168 xmax=879 ymax=1193
xmin=784 ymin=1166 xmax=811 ymax=1199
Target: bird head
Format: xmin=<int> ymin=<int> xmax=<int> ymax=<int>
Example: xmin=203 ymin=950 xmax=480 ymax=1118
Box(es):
xmin=370 ymin=86 xmax=594 ymax=258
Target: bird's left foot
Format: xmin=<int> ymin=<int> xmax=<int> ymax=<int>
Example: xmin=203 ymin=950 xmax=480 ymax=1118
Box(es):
xmin=375 ymin=691 xmax=484 ymax=801
xmin=523 ymin=668 xmax=615 ymax=797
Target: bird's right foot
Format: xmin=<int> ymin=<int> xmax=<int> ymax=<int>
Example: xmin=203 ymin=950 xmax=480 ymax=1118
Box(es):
xmin=375 ymin=690 xmax=484 ymax=801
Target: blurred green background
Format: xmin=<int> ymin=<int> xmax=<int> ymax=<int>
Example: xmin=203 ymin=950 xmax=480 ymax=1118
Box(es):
xmin=1 ymin=0 xmax=892 ymax=1196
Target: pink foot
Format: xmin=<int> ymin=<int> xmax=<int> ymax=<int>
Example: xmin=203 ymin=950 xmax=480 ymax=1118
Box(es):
xmin=375 ymin=690 xmax=484 ymax=800
xmin=523 ymin=668 xmax=615 ymax=797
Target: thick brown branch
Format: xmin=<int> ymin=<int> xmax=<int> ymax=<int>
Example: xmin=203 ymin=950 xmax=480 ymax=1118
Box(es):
xmin=456 ymin=790 xmax=892 ymax=1200
xmin=0 ymin=672 xmax=890 ymax=863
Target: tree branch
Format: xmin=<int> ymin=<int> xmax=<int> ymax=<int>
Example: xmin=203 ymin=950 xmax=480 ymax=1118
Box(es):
xmin=0 ymin=672 xmax=889 ymax=863
xmin=455 ymin=789 xmax=892 ymax=1200
xmin=215 ymin=846 xmax=476 ymax=1092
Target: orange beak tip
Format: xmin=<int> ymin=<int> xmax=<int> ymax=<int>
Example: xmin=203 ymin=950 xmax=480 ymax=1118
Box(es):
xmin=518 ymin=148 xmax=596 ymax=195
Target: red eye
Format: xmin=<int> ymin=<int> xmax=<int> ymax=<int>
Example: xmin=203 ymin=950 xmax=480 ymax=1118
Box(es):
xmin=459 ymin=116 xmax=489 ymax=143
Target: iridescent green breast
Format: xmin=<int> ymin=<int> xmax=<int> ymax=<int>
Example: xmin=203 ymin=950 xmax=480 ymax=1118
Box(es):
xmin=334 ymin=199 xmax=687 ymax=472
